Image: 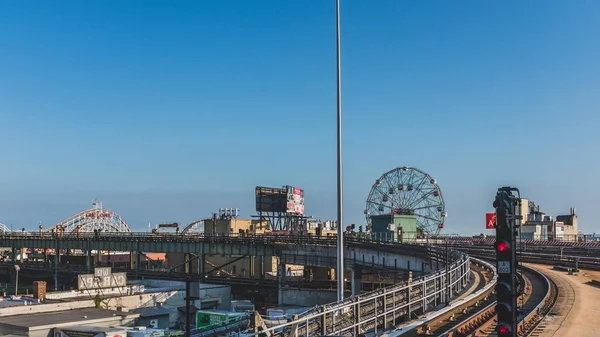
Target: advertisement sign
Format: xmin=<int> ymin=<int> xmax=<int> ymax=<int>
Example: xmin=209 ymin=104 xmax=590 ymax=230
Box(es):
xmin=255 ymin=186 xmax=286 ymax=213
xmin=78 ymin=268 xmax=127 ymax=290
xmin=486 ymin=213 xmax=496 ymax=229
xmin=286 ymin=186 xmax=304 ymax=215
xmin=94 ymin=267 xmax=111 ymax=278
xmin=196 ymin=311 xmax=245 ymax=330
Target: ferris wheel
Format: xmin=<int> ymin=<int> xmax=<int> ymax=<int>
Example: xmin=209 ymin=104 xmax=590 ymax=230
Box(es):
xmin=365 ymin=166 xmax=447 ymax=236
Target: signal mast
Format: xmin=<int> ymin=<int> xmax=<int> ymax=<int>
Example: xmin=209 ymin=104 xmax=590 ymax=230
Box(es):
xmin=493 ymin=187 xmax=522 ymax=337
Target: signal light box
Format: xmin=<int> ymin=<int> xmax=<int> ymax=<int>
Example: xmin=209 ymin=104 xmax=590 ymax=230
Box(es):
xmin=493 ymin=187 xmax=520 ymax=337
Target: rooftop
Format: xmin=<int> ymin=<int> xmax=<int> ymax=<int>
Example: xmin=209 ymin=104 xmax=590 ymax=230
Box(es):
xmin=0 ymin=307 xmax=139 ymax=330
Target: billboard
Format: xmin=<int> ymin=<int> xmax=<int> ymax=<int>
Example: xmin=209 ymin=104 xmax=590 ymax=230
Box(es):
xmin=486 ymin=213 xmax=496 ymax=229
xmin=286 ymin=186 xmax=304 ymax=215
xmin=78 ymin=267 xmax=127 ymax=290
xmin=255 ymin=186 xmax=286 ymax=212
xmin=196 ymin=311 xmax=245 ymax=330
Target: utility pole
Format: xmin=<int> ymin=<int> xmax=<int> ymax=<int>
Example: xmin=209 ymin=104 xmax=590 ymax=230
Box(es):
xmin=335 ymin=0 xmax=345 ymax=303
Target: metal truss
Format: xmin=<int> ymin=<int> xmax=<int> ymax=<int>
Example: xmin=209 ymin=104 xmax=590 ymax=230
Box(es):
xmin=45 ymin=203 xmax=132 ymax=233
xmin=0 ymin=223 xmax=9 ymax=233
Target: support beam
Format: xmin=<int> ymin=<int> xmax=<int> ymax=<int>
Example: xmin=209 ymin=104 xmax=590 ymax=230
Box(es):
xmin=278 ymin=260 xmax=286 ymax=305
xmin=87 ymin=249 xmax=92 ymax=272
xmin=351 ymin=267 xmax=362 ymax=296
xmin=199 ymin=254 xmax=206 ymax=281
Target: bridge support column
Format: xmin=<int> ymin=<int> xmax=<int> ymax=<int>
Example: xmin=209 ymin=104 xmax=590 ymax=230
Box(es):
xmin=260 ymin=256 xmax=264 ymax=280
xmin=184 ymin=253 xmax=191 ymax=274
xmin=351 ymin=267 xmax=362 ymax=296
xmin=277 ymin=260 xmax=286 ymax=305
xmin=86 ymin=249 xmax=92 ymax=272
xmin=54 ymin=241 xmax=60 ymax=291
xmin=198 ymin=253 xmax=206 ymax=282
xmin=136 ymin=251 xmax=141 ymax=271
xmin=249 ymin=256 xmax=255 ymax=278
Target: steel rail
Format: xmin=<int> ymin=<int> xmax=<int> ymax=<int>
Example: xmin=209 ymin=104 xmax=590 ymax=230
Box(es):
xmin=432 ymin=264 xmax=548 ymax=337
xmin=517 ymin=266 xmax=556 ymax=336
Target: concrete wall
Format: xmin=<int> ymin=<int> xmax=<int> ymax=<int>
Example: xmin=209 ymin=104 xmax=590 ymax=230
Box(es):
xmin=278 ymin=288 xmax=346 ymax=307
xmin=280 ymin=245 xmax=431 ymax=274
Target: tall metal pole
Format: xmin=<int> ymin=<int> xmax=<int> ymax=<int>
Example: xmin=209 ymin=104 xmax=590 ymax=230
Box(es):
xmin=335 ymin=0 xmax=344 ymax=302
xmin=14 ymin=265 xmax=20 ymax=297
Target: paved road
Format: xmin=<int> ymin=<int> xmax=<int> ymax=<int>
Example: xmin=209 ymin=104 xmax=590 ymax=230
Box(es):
xmin=526 ymin=263 xmax=600 ymax=337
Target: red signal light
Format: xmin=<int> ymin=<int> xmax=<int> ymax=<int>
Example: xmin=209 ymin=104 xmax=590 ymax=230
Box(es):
xmin=497 ymin=241 xmax=509 ymax=252
xmin=498 ymin=324 xmax=510 ymax=335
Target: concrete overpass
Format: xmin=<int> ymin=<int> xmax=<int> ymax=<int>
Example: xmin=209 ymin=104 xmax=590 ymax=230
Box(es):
xmin=0 ymin=233 xmax=444 ymax=300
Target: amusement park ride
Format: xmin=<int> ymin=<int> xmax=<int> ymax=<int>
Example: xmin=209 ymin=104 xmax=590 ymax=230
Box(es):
xmin=365 ymin=166 xmax=447 ymax=237
xmin=0 ymin=166 xmax=448 ymax=239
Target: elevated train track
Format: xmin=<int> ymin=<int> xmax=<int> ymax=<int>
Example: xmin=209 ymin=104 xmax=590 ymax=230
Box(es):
xmin=1 ymin=232 xmax=474 ymax=337
xmin=3 ymin=231 xmax=600 ymax=336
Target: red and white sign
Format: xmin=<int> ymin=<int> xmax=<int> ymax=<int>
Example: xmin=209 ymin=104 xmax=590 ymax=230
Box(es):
xmin=486 ymin=213 xmax=496 ymax=229
xmin=286 ymin=186 xmax=305 ymax=215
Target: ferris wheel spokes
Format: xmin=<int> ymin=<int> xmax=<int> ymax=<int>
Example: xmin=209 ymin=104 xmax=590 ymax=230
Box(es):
xmin=365 ymin=166 xmax=446 ymax=236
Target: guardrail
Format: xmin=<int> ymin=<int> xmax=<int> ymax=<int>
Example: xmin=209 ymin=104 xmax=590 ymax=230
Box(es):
xmin=245 ymin=247 xmax=473 ymax=336
xmin=393 ymin=257 xmax=497 ymax=336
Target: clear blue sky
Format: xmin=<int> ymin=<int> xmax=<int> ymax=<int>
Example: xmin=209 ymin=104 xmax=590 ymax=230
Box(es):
xmin=1 ymin=1 xmax=599 ymax=235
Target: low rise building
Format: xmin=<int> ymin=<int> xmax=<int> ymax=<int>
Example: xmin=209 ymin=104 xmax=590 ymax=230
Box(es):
xmin=0 ymin=307 xmax=138 ymax=337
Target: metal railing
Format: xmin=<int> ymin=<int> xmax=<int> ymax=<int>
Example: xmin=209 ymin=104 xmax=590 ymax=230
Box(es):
xmin=246 ymin=247 xmax=472 ymax=336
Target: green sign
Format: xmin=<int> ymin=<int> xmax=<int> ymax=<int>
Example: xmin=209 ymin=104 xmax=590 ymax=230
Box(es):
xmin=196 ymin=312 xmax=227 ymax=330
xmin=196 ymin=312 xmax=245 ymax=331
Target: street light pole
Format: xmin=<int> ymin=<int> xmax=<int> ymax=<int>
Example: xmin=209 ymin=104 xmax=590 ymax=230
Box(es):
xmin=14 ymin=265 xmax=20 ymax=297
xmin=335 ymin=0 xmax=344 ymax=302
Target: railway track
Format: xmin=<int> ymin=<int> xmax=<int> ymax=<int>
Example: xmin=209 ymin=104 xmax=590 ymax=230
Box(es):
xmin=523 ymin=264 xmax=575 ymax=337
xmin=394 ymin=262 xmax=496 ymax=337
xmin=432 ymin=252 xmax=576 ymax=337
xmin=397 ymin=259 xmax=554 ymax=337
xmin=455 ymin=247 xmax=600 ymax=271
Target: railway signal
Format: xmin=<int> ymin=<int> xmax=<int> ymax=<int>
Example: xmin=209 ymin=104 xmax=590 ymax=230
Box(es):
xmin=493 ymin=187 xmax=521 ymax=337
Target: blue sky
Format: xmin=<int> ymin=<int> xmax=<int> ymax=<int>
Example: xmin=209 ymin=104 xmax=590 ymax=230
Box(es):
xmin=1 ymin=1 xmax=599 ymax=235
